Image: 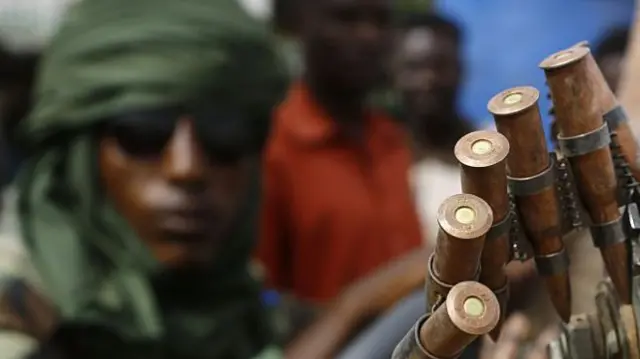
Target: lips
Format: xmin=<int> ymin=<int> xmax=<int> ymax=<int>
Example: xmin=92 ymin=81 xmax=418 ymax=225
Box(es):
xmin=157 ymin=207 xmax=217 ymax=240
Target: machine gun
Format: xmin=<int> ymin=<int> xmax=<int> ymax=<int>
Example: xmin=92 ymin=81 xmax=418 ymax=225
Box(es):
xmin=392 ymin=42 xmax=640 ymax=359
xmin=534 ymin=42 xmax=640 ymax=359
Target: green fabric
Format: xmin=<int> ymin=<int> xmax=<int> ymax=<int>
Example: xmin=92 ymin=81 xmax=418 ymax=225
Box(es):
xmin=395 ymin=0 xmax=433 ymax=14
xmin=16 ymin=0 xmax=287 ymax=357
xmin=22 ymin=0 xmax=286 ymax=147
xmin=276 ymin=37 xmax=303 ymax=78
xmin=254 ymin=346 xmax=284 ymax=359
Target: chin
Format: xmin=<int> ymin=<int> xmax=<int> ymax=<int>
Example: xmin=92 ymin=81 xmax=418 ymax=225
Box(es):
xmin=342 ymin=71 xmax=381 ymax=90
xmin=154 ymin=235 xmax=221 ymax=268
xmin=181 ymin=253 xmax=219 ymax=268
xmin=163 ymin=249 xmax=219 ymax=269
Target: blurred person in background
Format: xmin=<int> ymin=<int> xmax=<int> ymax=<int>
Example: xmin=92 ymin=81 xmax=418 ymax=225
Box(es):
xmin=593 ymin=27 xmax=629 ymax=93
xmin=393 ymin=12 xmax=474 ymax=246
xmin=0 ymin=0 xmax=293 ymax=357
xmin=338 ymin=13 xmax=483 ymax=359
xmin=258 ymin=0 xmax=431 ymax=356
xmin=332 ymin=12 xmax=481 ymax=359
xmin=618 ymin=0 xmax=640 ymax=135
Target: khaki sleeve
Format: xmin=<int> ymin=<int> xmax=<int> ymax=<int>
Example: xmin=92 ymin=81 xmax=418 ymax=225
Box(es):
xmin=0 ymin=240 xmax=58 ymax=357
xmin=0 ymin=331 xmax=39 ymax=359
xmin=0 ymin=197 xmax=55 ymax=358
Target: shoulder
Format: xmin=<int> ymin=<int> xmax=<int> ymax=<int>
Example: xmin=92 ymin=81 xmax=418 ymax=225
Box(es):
xmin=0 ymin=331 xmax=40 ymax=359
xmin=0 ymin=240 xmax=57 ymax=339
xmin=0 ymin=191 xmax=57 ymax=342
xmin=269 ymin=88 xmax=302 ymax=143
xmin=265 ymin=102 xmax=294 ymax=157
xmin=0 ymin=187 xmax=37 ymax=290
xmin=264 ymin=100 xmax=301 ymax=176
xmin=371 ymin=110 xmax=409 ymax=139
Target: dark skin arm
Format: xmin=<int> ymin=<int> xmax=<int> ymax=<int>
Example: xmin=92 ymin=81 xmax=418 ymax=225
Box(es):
xmin=0 ymin=279 xmax=60 ymax=359
xmin=285 ymin=248 xmax=429 ymax=359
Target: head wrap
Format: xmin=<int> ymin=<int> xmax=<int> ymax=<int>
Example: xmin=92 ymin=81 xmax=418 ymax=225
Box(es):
xmin=394 ymin=0 xmax=434 ymax=15
xmin=15 ymin=0 xmax=287 ymax=357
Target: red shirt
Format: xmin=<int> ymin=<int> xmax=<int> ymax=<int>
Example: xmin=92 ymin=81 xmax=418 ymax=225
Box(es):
xmin=257 ymin=82 xmax=423 ymax=303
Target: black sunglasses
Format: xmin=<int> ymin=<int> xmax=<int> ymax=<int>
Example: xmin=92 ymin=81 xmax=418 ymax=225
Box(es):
xmin=105 ymin=105 xmax=267 ymax=164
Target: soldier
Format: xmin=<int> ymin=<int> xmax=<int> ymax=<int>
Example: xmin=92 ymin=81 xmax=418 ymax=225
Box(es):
xmin=393 ymin=12 xmax=475 ymax=246
xmin=0 ymin=0 xmax=289 ymax=357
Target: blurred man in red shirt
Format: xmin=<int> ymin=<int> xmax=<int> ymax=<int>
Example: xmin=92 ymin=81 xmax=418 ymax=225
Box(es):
xmin=258 ymin=0 xmax=423 ymax=304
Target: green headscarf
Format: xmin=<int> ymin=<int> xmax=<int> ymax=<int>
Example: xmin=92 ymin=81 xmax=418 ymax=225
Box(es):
xmin=16 ymin=0 xmax=287 ymax=357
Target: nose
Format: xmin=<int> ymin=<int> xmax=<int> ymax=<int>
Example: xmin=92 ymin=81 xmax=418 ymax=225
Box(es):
xmin=402 ymin=68 xmax=436 ymax=92
xmin=354 ymin=20 xmax=381 ymax=44
xmin=161 ymin=117 xmax=207 ymax=189
xmin=417 ymin=69 xmax=436 ymax=91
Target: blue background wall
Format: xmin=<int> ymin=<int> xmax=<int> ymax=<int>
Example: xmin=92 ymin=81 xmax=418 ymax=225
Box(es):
xmin=434 ymin=0 xmax=635 ymax=141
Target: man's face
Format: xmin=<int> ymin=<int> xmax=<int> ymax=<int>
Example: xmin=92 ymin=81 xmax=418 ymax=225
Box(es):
xmin=395 ymin=27 xmax=461 ymax=118
xmin=301 ymin=0 xmax=392 ymax=92
xmin=99 ymin=112 xmax=256 ymax=268
xmin=598 ymin=53 xmax=623 ymax=93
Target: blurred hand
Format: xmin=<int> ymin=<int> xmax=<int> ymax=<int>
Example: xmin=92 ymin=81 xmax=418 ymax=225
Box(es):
xmin=285 ymin=249 xmax=428 ymax=359
xmin=339 ymin=249 xmax=428 ymax=317
xmin=480 ymin=314 xmax=558 ymax=359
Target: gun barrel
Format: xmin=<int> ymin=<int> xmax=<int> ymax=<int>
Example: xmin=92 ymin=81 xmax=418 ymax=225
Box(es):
xmin=540 ymin=47 xmax=631 ymax=304
xmin=455 ymin=130 xmax=511 ymax=338
xmin=488 ymin=86 xmax=572 ymax=321
xmin=427 ymin=194 xmax=493 ymax=308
